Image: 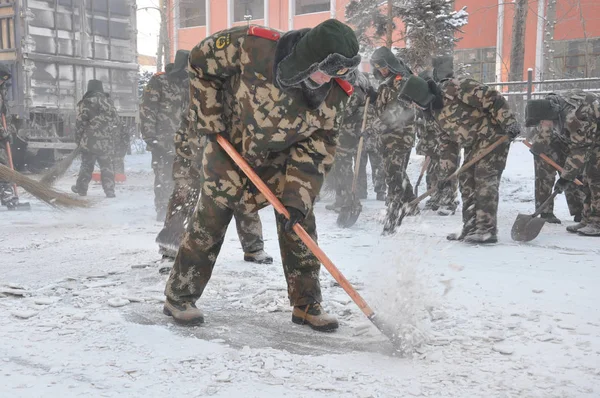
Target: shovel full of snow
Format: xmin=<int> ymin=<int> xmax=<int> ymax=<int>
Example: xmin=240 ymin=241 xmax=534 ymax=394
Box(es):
xmin=511 ymin=191 xmax=560 ymax=242
xmin=337 ymin=98 xmax=370 ymax=228
xmin=215 ymin=134 xmax=401 ymax=347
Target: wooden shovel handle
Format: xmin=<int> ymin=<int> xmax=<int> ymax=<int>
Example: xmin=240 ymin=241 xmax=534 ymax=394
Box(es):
xmin=216 ymin=134 xmax=376 ymax=318
xmin=351 ymin=97 xmax=370 ymax=194
xmin=407 ymin=135 xmax=510 ymax=208
xmin=523 ymin=140 xmax=583 ymax=186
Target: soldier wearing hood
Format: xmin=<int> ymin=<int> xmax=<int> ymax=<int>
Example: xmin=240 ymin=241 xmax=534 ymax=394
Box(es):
xmin=140 ymin=50 xmax=191 ymax=221
xmin=163 ymin=20 xmax=360 ymax=331
xmin=415 ymin=57 xmax=459 ymax=215
xmin=401 ymin=74 xmax=520 ymax=243
xmin=370 ymin=47 xmax=418 ymax=231
xmin=72 ymin=80 xmax=125 ymax=198
xmin=526 ymin=91 xmax=600 ymax=236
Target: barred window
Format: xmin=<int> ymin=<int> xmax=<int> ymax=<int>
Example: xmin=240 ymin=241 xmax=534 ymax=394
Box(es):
xmin=295 ymin=0 xmax=329 ymax=15
xmin=551 ymin=38 xmax=600 ymax=79
xmin=180 ymin=0 xmax=206 ymax=28
xmin=454 ymin=47 xmax=497 ymax=83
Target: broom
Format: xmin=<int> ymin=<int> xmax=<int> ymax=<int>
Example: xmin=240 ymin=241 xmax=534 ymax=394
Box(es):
xmin=0 ymin=163 xmax=89 ymax=208
xmin=39 ymin=147 xmax=82 ymax=186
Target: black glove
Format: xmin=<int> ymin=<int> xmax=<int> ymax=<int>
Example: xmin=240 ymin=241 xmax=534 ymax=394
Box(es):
xmin=437 ymin=179 xmax=452 ymax=192
xmin=554 ymin=177 xmax=572 ymax=193
xmin=366 ymin=86 xmax=378 ymax=104
xmin=280 ymin=206 xmax=305 ymax=233
xmin=505 ymin=123 xmax=521 ymax=141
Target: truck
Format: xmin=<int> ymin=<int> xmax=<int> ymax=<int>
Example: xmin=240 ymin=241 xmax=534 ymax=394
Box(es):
xmin=0 ymin=0 xmax=139 ymax=171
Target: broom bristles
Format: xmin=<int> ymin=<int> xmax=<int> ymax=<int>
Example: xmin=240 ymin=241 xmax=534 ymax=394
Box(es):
xmin=0 ymin=164 xmax=90 ymax=208
xmin=39 ymin=147 xmax=81 ymax=186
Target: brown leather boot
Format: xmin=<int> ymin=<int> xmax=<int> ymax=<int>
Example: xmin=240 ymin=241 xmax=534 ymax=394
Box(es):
xmin=163 ymin=299 xmax=204 ymax=326
xmin=292 ymin=303 xmax=338 ymax=332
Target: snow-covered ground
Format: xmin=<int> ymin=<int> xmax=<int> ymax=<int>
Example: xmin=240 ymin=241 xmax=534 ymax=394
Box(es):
xmin=1 ymin=144 xmax=599 ymax=397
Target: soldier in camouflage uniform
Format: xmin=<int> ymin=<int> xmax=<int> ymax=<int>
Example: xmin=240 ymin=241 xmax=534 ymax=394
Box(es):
xmin=357 ymin=99 xmax=387 ymax=201
xmin=401 ymin=75 xmax=521 ymax=243
xmin=526 ymin=91 xmax=600 ymax=236
xmin=140 ymin=50 xmax=190 ymax=221
xmin=71 ymin=80 xmax=125 ymax=198
xmin=0 ymin=65 xmax=20 ymax=209
xmin=527 ymin=94 xmax=586 ymax=224
xmin=370 ymin=47 xmax=418 ymax=230
xmin=163 ymin=20 xmax=360 ymax=331
xmin=416 ymin=63 xmax=459 ymax=215
xmin=326 ymin=72 xmax=375 ymax=211
xmin=158 ymin=107 xmax=273 ymax=264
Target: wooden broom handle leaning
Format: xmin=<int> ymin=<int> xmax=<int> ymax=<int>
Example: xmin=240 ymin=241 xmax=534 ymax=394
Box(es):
xmin=523 ymin=140 xmax=583 ymax=186
xmin=215 ymin=134 xmax=376 ymax=319
xmin=351 ymin=97 xmax=370 ymax=193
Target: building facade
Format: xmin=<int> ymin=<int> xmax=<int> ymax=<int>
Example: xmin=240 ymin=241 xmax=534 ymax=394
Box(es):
xmin=166 ymin=0 xmax=600 ymax=83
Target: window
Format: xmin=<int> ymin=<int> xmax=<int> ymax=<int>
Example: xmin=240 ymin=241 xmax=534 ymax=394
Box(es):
xmin=180 ymin=0 xmax=206 ymax=28
xmin=295 ymin=0 xmax=329 ymax=15
xmin=234 ymin=0 xmax=264 ymax=22
xmin=454 ymin=47 xmax=496 ymax=83
xmin=551 ymin=38 xmax=600 ymax=79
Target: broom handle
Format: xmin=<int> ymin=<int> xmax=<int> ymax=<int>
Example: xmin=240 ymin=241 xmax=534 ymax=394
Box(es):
xmin=523 ymin=140 xmax=583 ymax=186
xmin=1 ymin=114 xmax=19 ymax=196
xmin=351 ymin=97 xmax=370 ymax=194
xmin=216 ymin=134 xmax=376 ymax=319
xmin=407 ymin=135 xmax=510 ymax=208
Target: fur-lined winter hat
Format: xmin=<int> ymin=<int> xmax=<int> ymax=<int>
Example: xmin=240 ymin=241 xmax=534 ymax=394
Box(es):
xmin=525 ymin=99 xmax=559 ymax=127
xmin=432 ymin=56 xmax=454 ymax=82
xmin=370 ymin=47 xmax=412 ymax=80
xmin=169 ymin=50 xmax=190 ymax=76
xmin=400 ymin=75 xmax=437 ymax=108
xmin=0 ymin=65 xmax=12 ymax=82
xmin=165 ymin=63 xmax=174 ymax=74
xmin=86 ymin=79 xmax=104 ymax=94
xmin=277 ymin=19 xmax=361 ymax=86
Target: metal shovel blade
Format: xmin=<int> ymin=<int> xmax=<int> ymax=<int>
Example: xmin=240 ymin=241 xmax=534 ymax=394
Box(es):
xmin=511 ymin=214 xmax=547 ymax=242
xmin=336 ymin=195 xmax=362 ymax=228
xmin=155 ymin=212 xmax=187 ymax=252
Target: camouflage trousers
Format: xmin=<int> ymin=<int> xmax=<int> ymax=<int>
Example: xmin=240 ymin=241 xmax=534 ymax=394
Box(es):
xmin=426 ymin=153 xmax=459 ymax=208
xmin=358 ymin=148 xmax=386 ymax=196
xmin=164 ymin=178 xmax=265 ymax=254
xmin=534 ymin=140 xmax=585 ymax=217
xmin=582 ymin=145 xmax=600 ymax=225
xmin=165 ymin=193 xmax=322 ymax=307
xmin=458 ymin=138 xmax=510 ymax=236
xmin=0 ymin=145 xmax=16 ymax=205
xmin=382 ymin=149 xmax=415 ymax=207
xmin=152 ymin=150 xmax=174 ymax=217
xmin=75 ymin=150 xmax=115 ymax=195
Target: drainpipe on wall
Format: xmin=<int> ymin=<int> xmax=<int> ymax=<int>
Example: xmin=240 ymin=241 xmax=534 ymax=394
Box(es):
xmin=288 ymin=0 xmax=294 ymax=30
xmin=206 ymin=0 xmax=211 ymax=35
xmin=227 ymin=0 xmax=232 ymax=28
xmin=173 ymin=0 xmax=179 ymax=53
xmin=264 ymin=0 xmax=269 ymax=27
xmin=534 ymin=0 xmax=545 ymax=80
xmin=330 ymin=0 xmax=336 ymax=19
xmin=495 ymin=0 xmax=504 ymax=82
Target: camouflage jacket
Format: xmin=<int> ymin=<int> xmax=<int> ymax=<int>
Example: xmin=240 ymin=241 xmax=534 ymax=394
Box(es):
xmin=336 ymin=83 xmax=369 ymax=154
xmin=76 ymin=92 xmax=124 ymax=156
xmin=374 ymin=73 xmax=417 ymax=150
xmin=187 ymin=26 xmax=351 ymax=215
xmin=530 ymin=90 xmax=600 ymax=181
xmin=433 ymin=78 xmax=518 ymax=174
xmin=140 ymin=72 xmax=189 ymax=153
xmin=415 ymin=111 xmax=441 ymax=157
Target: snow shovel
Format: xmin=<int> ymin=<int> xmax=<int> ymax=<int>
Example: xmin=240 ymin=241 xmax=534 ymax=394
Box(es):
xmin=414 ymin=156 xmax=430 ymax=196
xmin=2 ymin=114 xmax=31 ymax=210
xmin=337 ymin=98 xmax=370 ymax=228
xmin=511 ymin=191 xmax=560 ymax=242
xmin=156 ymin=210 xmax=188 ymax=256
xmin=388 ymin=135 xmax=511 ymax=234
xmin=523 ymin=141 xmax=584 ymax=188
xmin=215 ymin=134 xmax=402 ymax=347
